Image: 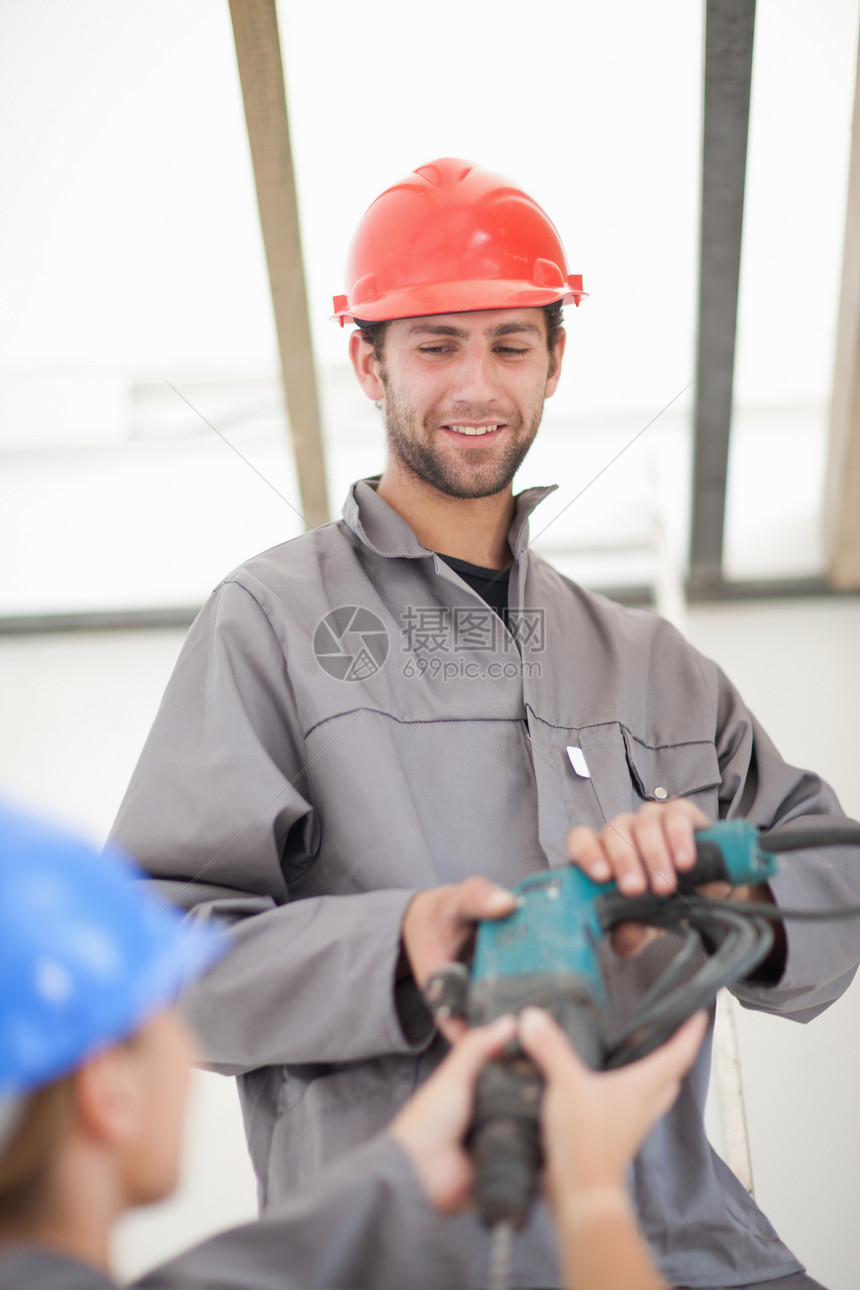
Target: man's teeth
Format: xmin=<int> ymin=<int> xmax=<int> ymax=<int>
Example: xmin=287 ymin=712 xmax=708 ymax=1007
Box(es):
xmin=448 ymin=424 xmax=499 ymax=436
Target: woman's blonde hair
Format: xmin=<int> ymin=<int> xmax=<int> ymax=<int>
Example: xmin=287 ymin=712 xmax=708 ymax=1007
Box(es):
xmin=0 ymin=1079 xmax=74 ymax=1228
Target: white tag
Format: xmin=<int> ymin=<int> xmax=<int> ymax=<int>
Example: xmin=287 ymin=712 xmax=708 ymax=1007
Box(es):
xmin=566 ymin=746 xmax=591 ymax=779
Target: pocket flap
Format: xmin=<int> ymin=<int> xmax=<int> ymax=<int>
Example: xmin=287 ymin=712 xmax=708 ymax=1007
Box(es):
xmin=621 ymin=728 xmax=720 ymax=802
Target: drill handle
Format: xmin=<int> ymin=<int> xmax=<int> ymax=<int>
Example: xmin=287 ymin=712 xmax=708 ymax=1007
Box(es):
xmin=595 ymin=820 xmax=778 ymax=932
xmin=675 ymin=838 xmax=736 ymax=890
xmin=681 ymin=820 xmax=777 ymax=890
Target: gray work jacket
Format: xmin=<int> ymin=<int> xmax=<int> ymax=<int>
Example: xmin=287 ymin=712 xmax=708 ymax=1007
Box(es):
xmin=112 ymin=478 xmax=860 ymax=1290
xmin=0 ymin=1135 xmax=456 ymax=1289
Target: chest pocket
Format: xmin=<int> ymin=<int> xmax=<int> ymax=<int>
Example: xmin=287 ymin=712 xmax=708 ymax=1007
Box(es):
xmin=621 ymin=727 xmax=721 ymax=817
xmin=572 ymin=723 xmax=721 ymax=828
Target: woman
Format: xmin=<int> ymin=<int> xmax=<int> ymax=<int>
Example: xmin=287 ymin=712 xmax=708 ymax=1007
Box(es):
xmin=0 ymin=799 xmax=705 ymax=1290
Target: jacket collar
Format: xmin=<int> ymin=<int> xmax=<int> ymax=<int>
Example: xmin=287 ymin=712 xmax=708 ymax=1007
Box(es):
xmin=341 ymin=477 xmax=558 ymax=561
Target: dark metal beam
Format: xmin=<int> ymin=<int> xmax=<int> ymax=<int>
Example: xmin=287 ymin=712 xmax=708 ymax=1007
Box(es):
xmin=684 ymin=574 xmax=856 ymax=603
xmin=689 ymin=0 xmax=756 ymax=586
xmin=0 ymin=608 xmax=202 ymax=636
xmin=3 ymin=577 xmax=858 ymax=636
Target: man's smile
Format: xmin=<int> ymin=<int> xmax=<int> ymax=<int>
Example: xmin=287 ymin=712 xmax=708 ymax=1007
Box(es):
xmin=442 ymin=423 xmax=504 ymax=440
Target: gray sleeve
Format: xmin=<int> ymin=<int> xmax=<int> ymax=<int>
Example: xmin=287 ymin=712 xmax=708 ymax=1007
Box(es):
xmin=709 ymin=659 xmax=860 ymax=1021
xmin=110 ymin=581 xmax=433 ymax=1073
xmin=134 ymin=1133 xmax=464 ymax=1290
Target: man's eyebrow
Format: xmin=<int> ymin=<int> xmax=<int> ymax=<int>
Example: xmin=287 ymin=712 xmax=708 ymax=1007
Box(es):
xmin=486 ymin=322 xmax=543 ymax=340
xmin=405 ymin=321 xmax=544 ymax=340
xmin=406 ymin=323 xmax=471 ymax=339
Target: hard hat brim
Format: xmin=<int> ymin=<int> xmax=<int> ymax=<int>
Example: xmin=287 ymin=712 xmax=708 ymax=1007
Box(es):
xmin=332 ymin=277 xmax=585 ymax=326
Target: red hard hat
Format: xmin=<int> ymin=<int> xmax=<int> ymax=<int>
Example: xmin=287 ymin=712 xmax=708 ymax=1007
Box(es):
xmin=331 ymin=157 xmax=585 ymax=326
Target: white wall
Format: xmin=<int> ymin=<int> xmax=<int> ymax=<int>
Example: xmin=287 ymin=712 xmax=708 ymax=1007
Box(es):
xmin=2 ymin=595 xmax=859 ymax=1286
xmin=0 ymin=628 xmax=260 ymax=1276
xmin=686 ymin=599 xmax=860 ymax=1290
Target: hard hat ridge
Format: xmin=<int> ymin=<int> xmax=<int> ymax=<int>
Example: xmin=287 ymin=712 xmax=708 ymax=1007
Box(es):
xmin=332 ymin=157 xmax=586 ymax=325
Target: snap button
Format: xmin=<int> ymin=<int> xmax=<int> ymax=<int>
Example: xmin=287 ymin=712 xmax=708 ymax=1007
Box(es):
xmin=654 ymin=786 xmax=668 ymax=800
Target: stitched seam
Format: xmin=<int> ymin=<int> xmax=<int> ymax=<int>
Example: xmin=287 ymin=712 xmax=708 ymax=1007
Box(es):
xmin=222 ymin=577 xmax=291 ymax=648
xmin=525 ymin=706 xmax=620 ymax=736
xmin=526 ymin=706 xmax=716 ymax=753
xmin=305 ymin=707 xmax=526 ymax=740
xmin=622 ymin=728 xmax=718 ymax=754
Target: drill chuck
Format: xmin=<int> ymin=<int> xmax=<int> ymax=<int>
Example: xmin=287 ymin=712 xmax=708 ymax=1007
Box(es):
xmin=472 ymin=1054 xmax=543 ymax=1228
xmin=468 ymin=973 xmax=604 ymax=1227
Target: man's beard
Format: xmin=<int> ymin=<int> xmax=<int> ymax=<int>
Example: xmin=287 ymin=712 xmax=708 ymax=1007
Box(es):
xmin=380 ymin=378 xmax=547 ymax=500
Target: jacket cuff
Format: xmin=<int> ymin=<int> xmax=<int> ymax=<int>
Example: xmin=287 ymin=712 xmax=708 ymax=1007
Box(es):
xmin=732 ymin=854 xmax=860 ymax=1020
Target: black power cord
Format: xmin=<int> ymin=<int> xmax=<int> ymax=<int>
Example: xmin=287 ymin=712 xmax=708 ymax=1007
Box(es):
xmin=604 ymin=900 xmax=774 ymax=1066
xmin=761 ymin=822 xmax=860 ymax=852
xmin=601 ymin=820 xmax=860 ymax=1068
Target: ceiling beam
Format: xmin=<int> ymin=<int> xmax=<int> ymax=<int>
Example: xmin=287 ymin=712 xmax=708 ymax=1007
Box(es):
xmin=689 ymin=0 xmax=756 ymax=589
xmin=229 ymin=0 xmax=329 ymax=528
xmin=825 ymin=33 xmax=860 ymax=590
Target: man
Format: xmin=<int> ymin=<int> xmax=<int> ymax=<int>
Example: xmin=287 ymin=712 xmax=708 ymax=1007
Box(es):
xmin=0 ymin=796 xmax=708 ymax=1290
xmin=111 ymin=158 xmax=860 ymax=1289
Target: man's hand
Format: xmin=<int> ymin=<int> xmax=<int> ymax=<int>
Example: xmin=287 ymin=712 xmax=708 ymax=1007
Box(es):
xmin=401 ymin=877 xmax=516 ymax=1036
xmin=389 ymin=1014 xmax=517 ymax=1214
xmin=566 ymin=800 xmax=778 ymax=958
xmin=518 ymin=1007 xmax=708 ymax=1215
xmin=567 ymin=799 xmax=711 ymax=897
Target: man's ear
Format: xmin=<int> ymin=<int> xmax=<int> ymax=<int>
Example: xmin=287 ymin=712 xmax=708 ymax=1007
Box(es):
xmin=545 ymin=326 xmax=566 ymax=398
xmin=349 ymin=330 xmax=385 ymax=402
xmin=74 ymin=1047 xmax=141 ymax=1148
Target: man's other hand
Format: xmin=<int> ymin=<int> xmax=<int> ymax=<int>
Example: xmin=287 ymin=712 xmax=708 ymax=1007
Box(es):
xmin=402 ymin=877 xmax=516 ymax=987
xmin=401 ymin=877 xmax=516 ymax=1039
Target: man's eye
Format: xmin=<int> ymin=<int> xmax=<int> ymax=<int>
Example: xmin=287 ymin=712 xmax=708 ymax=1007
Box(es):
xmin=496 ymin=346 xmax=529 ymax=356
xmin=418 ymin=345 xmax=455 ymax=355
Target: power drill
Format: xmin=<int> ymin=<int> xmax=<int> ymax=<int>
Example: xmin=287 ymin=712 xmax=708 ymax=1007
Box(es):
xmin=423 ymin=819 xmax=780 ymax=1279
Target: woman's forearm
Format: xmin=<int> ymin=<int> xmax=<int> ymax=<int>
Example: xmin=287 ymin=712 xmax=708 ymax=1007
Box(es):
xmin=554 ymin=1186 xmax=667 ymax=1290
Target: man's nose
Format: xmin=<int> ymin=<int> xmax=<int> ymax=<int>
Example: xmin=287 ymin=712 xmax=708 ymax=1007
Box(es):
xmin=449 ymin=346 xmax=498 ymax=404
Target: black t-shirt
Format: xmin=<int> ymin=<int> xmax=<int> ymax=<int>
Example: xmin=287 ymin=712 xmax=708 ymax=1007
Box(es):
xmin=436 ymin=553 xmax=511 ymax=619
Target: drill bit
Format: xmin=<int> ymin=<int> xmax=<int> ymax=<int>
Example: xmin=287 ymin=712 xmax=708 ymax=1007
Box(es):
xmin=489 ymin=1220 xmax=513 ymax=1290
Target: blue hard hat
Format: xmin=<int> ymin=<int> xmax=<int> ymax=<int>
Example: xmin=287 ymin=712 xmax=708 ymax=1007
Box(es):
xmin=0 ymin=798 xmax=225 ymax=1098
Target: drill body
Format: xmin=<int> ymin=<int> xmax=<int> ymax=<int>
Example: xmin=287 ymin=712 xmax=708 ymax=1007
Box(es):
xmin=466 ymin=820 xmax=778 ymax=1228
